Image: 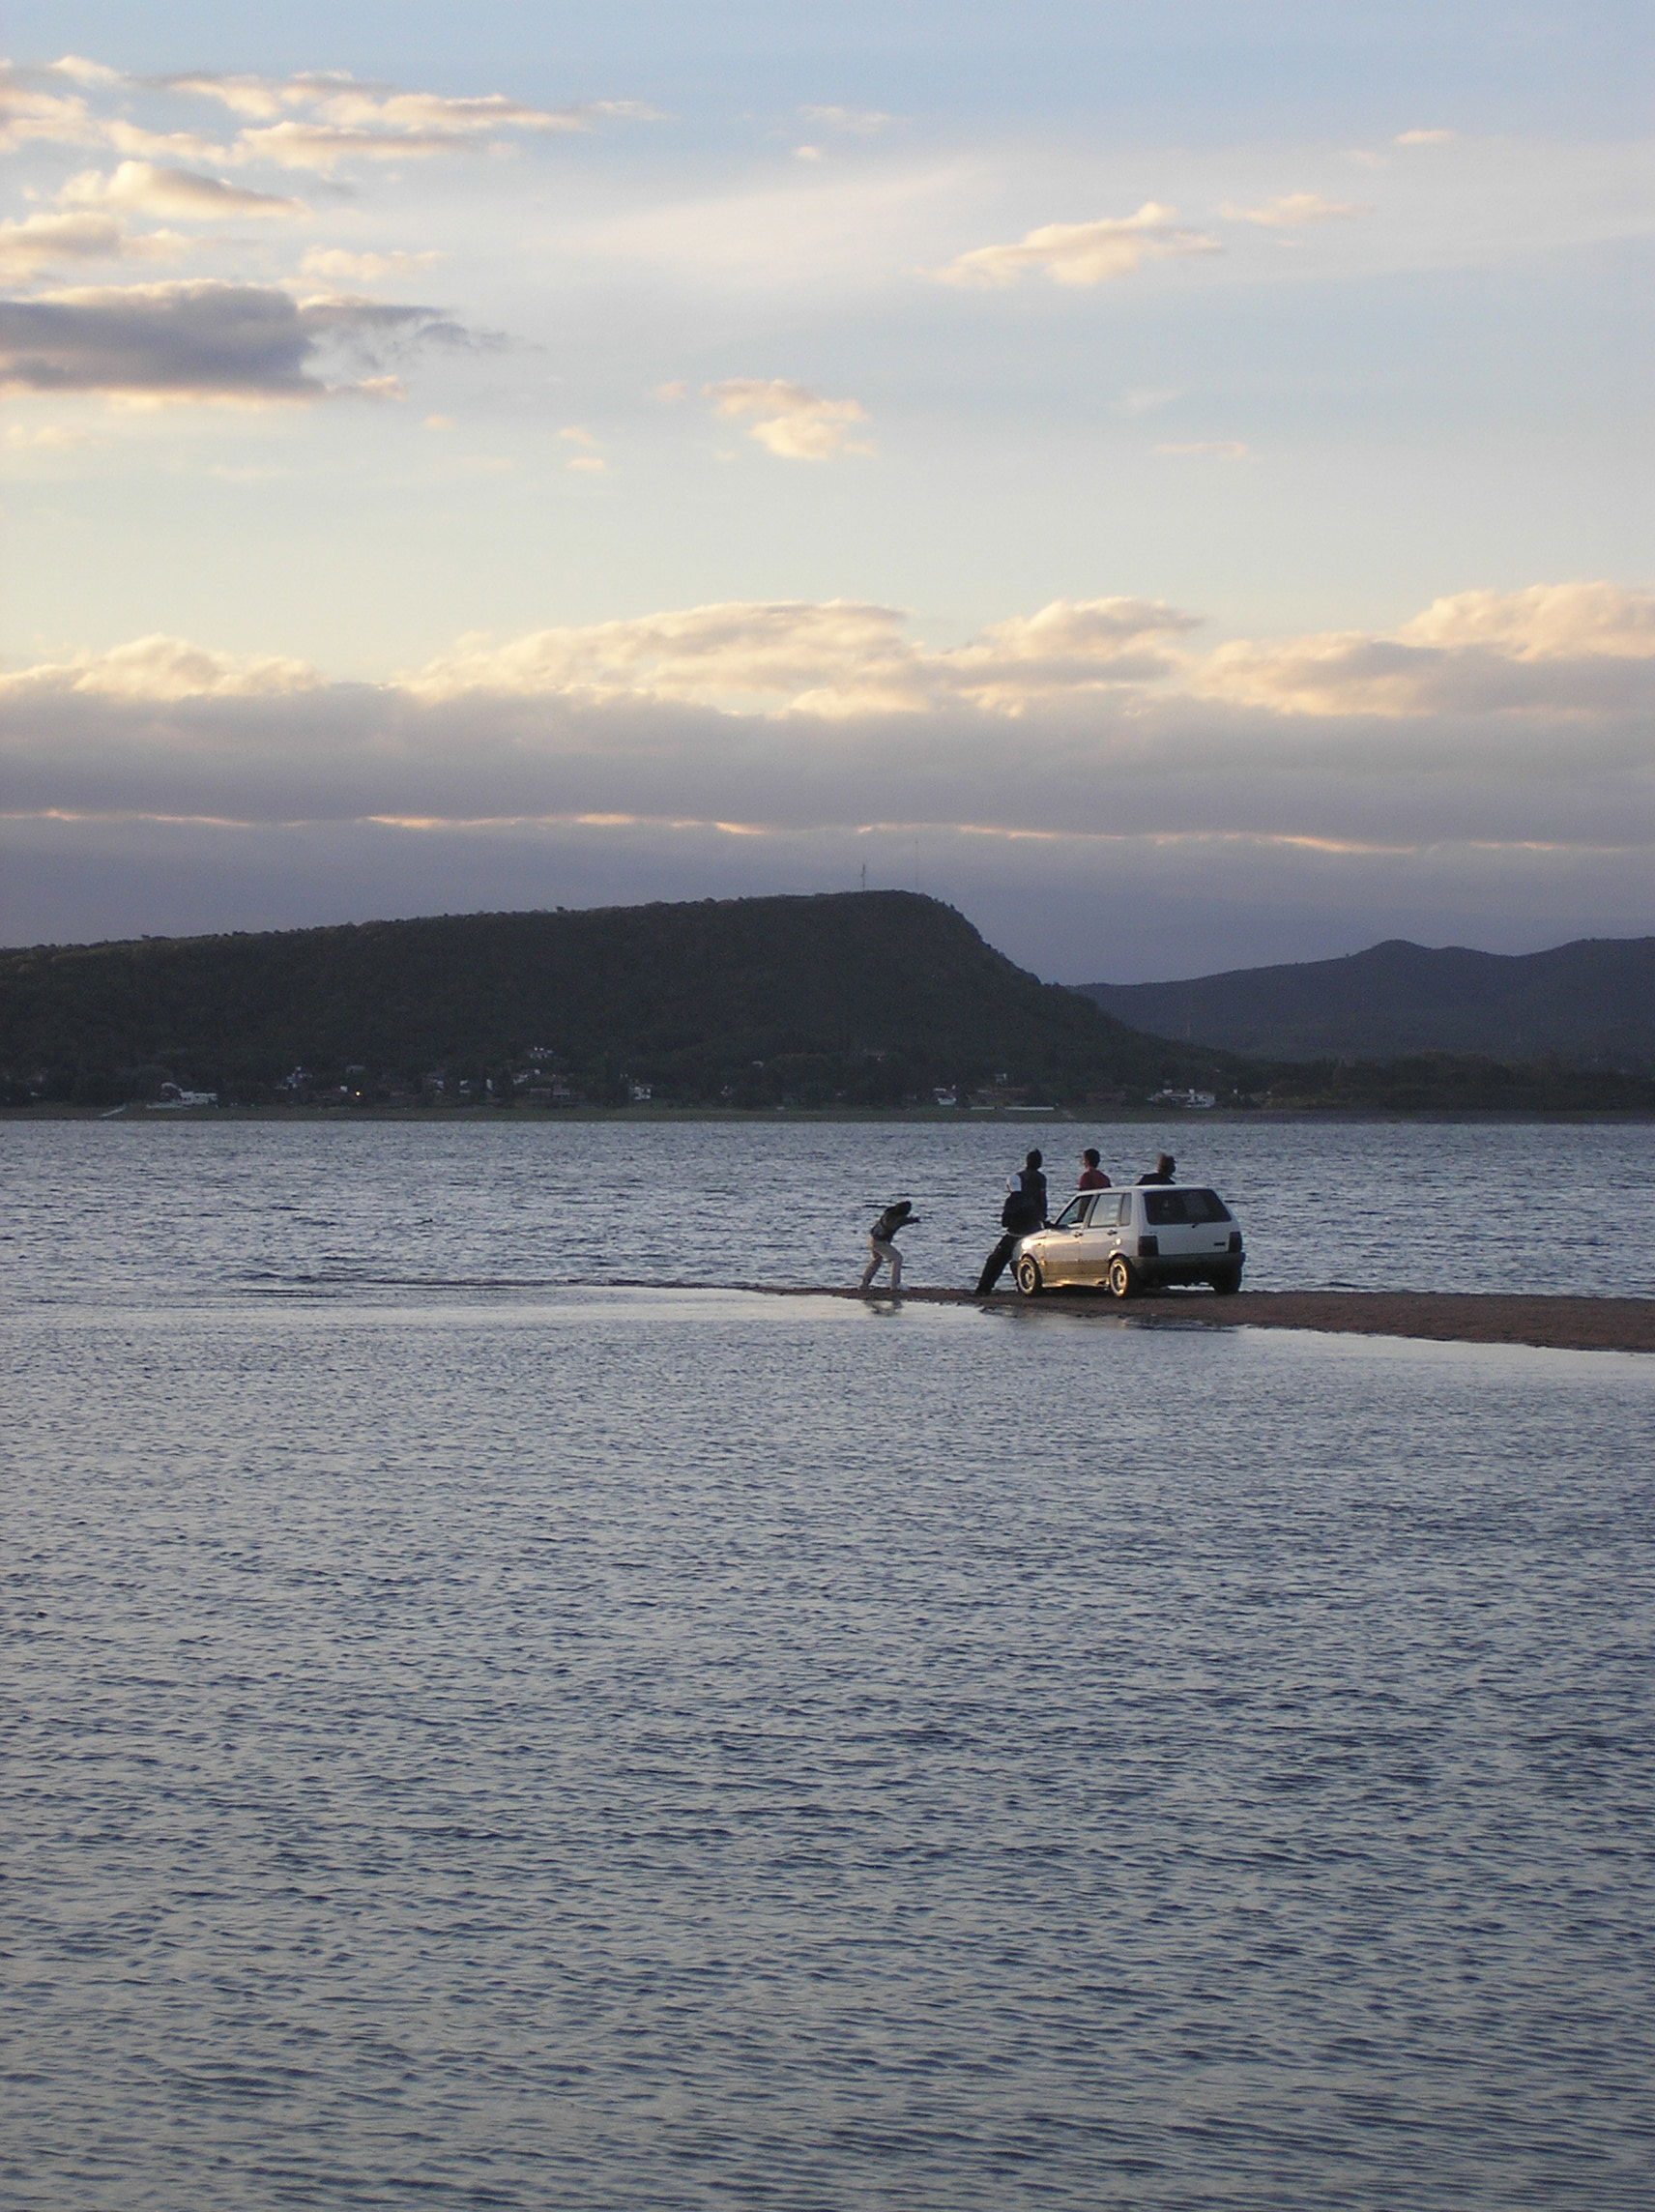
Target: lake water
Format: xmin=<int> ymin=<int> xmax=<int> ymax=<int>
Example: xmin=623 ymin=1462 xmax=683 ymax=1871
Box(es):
xmin=3 ymin=1121 xmax=1653 ymax=2211
xmin=3 ymin=1115 xmax=1653 ymax=1306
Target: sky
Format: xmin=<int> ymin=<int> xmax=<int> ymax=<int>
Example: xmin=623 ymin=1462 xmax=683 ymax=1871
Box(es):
xmin=1 ymin=0 xmax=1650 ymax=981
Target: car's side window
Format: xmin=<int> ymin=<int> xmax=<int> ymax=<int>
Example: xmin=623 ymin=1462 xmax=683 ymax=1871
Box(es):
xmin=1052 ymin=1197 xmax=1089 ymax=1228
xmin=1092 ymin=1193 xmax=1123 ymax=1228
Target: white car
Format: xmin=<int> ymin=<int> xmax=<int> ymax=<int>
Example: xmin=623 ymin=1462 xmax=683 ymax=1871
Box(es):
xmin=1014 ymin=1183 xmax=1245 ymax=1298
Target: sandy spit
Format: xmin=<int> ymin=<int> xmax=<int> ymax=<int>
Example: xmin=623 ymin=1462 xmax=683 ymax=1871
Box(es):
xmin=746 ymin=1284 xmax=1655 ymax=1353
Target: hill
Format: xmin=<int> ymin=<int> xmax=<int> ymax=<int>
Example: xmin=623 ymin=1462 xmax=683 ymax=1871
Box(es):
xmin=1077 ymin=937 xmax=1655 ymax=1071
xmin=0 ymin=891 xmax=1234 ymax=1109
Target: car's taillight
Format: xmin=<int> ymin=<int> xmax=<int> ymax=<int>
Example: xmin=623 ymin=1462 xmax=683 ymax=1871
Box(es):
xmin=1137 ymin=1235 xmax=1159 ymax=1258
xmin=1228 ymin=1231 xmax=1243 ymax=1253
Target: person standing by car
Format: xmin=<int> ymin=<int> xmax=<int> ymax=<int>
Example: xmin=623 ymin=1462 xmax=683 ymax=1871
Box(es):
xmin=860 ymin=1198 xmax=918 ymax=1294
xmin=974 ymin=1150 xmax=1049 ymax=1295
xmin=1138 ymin=1152 xmax=1176 ymax=1184
xmin=1078 ymin=1149 xmax=1111 ymax=1190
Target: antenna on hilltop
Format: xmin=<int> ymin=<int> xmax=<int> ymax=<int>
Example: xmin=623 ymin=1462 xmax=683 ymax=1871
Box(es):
xmin=859 ymin=862 xmax=867 ymax=892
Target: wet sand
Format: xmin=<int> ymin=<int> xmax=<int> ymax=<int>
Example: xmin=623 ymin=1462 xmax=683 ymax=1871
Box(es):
xmin=1082 ymin=1289 xmax=1654 ymax=1354
xmin=761 ymin=1284 xmax=1655 ymax=1353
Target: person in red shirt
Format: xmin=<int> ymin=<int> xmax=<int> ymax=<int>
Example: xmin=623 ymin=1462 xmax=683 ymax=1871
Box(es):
xmin=1078 ymin=1149 xmax=1112 ymax=1190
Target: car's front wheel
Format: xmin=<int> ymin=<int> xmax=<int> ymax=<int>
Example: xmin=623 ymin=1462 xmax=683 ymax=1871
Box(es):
xmin=1014 ymin=1254 xmax=1044 ymax=1297
xmin=1105 ymin=1255 xmax=1138 ymax=1299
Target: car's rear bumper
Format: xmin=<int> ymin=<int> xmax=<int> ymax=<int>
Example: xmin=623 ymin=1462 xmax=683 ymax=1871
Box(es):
xmin=1139 ymin=1252 xmax=1243 ymax=1287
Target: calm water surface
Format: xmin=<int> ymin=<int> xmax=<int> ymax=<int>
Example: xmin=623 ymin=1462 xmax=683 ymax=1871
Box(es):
xmin=3 ymin=1123 xmax=1652 ymax=2210
xmin=2 ymin=1115 xmax=1652 ymax=1304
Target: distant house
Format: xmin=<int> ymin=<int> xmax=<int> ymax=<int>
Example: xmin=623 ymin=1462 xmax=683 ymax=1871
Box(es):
xmin=149 ymin=1083 xmax=218 ymax=1109
xmin=1149 ymin=1086 xmax=1217 ymax=1110
xmin=971 ymin=1078 xmax=1034 ymax=1108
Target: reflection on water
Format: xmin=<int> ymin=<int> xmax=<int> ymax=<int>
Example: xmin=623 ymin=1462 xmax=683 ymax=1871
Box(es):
xmin=4 ymin=1124 xmax=1653 ymax=2208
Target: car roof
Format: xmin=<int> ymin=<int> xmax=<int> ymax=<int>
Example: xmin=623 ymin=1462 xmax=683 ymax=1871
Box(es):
xmin=1074 ymin=1181 xmax=1202 ymax=1191
xmin=1065 ymin=1183 xmax=1226 ymax=1197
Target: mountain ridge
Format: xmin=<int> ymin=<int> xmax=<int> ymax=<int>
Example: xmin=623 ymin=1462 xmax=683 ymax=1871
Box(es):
xmin=0 ymin=890 xmax=1234 ymax=1109
xmin=6 ymin=897 xmax=1650 ymax=1115
xmin=1077 ymin=936 xmax=1655 ymax=1070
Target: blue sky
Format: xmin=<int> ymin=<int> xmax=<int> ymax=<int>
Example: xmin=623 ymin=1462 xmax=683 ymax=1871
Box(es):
xmin=2 ymin=1 xmax=1650 ymax=977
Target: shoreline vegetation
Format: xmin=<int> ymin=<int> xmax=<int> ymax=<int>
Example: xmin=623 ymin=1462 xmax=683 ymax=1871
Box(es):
xmin=6 ymin=892 xmax=1654 ymax=1117
xmin=7 ymin=1102 xmax=1655 ymax=1125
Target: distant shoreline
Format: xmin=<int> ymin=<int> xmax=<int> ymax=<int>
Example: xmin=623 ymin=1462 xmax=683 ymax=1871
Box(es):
xmin=6 ymin=1104 xmax=1655 ymax=1127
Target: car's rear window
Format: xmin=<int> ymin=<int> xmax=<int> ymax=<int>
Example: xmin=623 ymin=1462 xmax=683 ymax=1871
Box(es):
xmin=1143 ymin=1188 xmax=1233 ymax=1225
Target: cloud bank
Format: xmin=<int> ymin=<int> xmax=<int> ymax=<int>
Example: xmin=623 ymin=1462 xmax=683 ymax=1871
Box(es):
xmin=1 ymin=58 xmax=661 ymax=170
xmin=0 ymin=278 xmax=467 ymax=401
xmin=0 ymin=210 xmax=190 ymax=278
xmin=4 ymin=583 xmax=1648 ymax=973
xmin=60 ymin=160 xmax=309 ymax=218
xmin=5 ymin=583 xmax=1648 ymax=816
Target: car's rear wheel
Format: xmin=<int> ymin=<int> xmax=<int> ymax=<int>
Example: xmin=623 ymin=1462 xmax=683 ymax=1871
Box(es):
xmin=1210 ymin=1264 xmax=1243 ymax=1295
xmin=1014 ymin=1254 xmax=1044 ymax=1297
xmin=1105 ymin=1254 xmax=1138 ymax=1299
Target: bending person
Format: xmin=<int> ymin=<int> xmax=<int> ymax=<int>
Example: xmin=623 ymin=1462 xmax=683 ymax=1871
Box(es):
xmin=861 ymin=1198 xmax=918 ymax=1294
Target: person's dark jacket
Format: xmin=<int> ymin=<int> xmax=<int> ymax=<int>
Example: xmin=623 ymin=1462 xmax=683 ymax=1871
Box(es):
xmin=1000 ymin=1168 xmax=1047 ymax=1232
xmin=871 ymin=1203 xmax=917 ymax=1242
xmin=976 ymin=1168 xmax=1048 ymax=1295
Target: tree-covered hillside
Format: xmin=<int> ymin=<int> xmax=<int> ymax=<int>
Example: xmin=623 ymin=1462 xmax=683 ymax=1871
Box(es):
xmin=0 ymin=891 xmax=1234 ymax=1108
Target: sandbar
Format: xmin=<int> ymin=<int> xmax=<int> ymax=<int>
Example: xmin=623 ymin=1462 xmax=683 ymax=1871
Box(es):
xmin=772 ymin=1285 xmax=1655 ymax=1353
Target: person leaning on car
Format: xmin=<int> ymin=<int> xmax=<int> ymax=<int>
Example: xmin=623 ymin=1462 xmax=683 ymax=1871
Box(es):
xmin=1138 ymin=1153 xmax=1176 ymax=1184
xmin=974 ymin=1150 xmax=1049 ymax=1295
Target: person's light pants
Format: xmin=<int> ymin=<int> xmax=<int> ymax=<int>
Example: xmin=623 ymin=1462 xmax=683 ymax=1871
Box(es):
xmin=860 ymin=1237 xmax=902 ymax=1291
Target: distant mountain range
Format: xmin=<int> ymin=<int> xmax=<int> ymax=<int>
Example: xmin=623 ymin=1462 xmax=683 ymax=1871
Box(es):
xmin=5 ymin=897 xmax=1650 ymax=1114
xmin=0 ymin=891 xmax=1232 ymax=1109
xmin=1077 ymin=937 xmax=1655 ymax=1070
